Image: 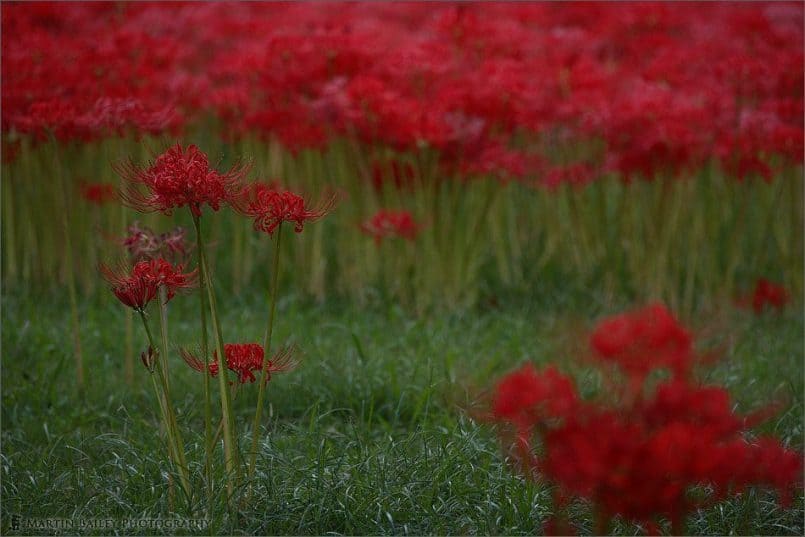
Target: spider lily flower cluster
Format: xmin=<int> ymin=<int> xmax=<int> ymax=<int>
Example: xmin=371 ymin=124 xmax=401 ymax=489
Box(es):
xmin=99 ymin=143 xmax=332 ymax=506
xmin=117 ymin=143 xmax=250 ymax=218
xmin=100 ymin=259 xmax=196 ymax=312
xmin=232 ymin=182 xmax=337 ymax=235
xmin=488 ymin=304 xmax=802 ymax=535
xmin=182 ymin=344 xmax=297 ymax=386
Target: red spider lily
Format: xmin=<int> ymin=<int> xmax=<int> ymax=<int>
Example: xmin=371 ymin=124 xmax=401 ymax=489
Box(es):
xmin=100 ymin=258 xmax=197 ymax=311
xmin=79 ymin=182 xmax=117 ymax=205
xmin=116 ymin=144 xmax=249 ymax=218
xmin=181 ymin=344 xmax=297 ymax=385
xmin=489 ymin=305 xmax=802 ymax=533
xmin=360 ymin=209 xmax=422 ymax=245
xmin=751 ymin=278 xmax=788 ymax=313
xmin=232 ymin=182 xmax=336 ymax=235
xmin=120 ymin=222 xmax=191 ymax=263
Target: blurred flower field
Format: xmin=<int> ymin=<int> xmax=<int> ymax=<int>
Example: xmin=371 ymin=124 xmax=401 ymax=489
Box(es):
xmin=1 ymin=2 xmax=802 ymax=535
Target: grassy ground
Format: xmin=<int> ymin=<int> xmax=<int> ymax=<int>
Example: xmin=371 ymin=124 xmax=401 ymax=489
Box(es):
xmin=1 ymin=285 xmax=802 ymax=535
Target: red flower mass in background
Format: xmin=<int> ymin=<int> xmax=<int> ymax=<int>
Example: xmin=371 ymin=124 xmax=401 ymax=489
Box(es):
xmin=2 ymin=2 xmax=801 ymax=185
xmin=79 ymin=182 xmax=117 ymax=205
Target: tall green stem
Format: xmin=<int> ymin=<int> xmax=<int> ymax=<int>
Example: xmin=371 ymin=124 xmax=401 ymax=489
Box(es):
xmin=124 ymin=309 xmax=134 ymax=386
xmin=193 ymin=216 xmax=238 ymax=498
xmin=192 ymin=215 xmax=214 ymax=502
xmin=50 ymin=136 xmax=84 ymax=393
xmin=248 ymin=223 xmax=283 ymax=481
xmin=138 ymin=309 xmax=191 ymax=500
xmin=155 ymin=294 xmax=191 ymax=497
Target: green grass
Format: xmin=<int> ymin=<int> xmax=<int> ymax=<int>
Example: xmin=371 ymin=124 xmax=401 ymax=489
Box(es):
xmin=1 ymin=286 xmax=802 ymax=535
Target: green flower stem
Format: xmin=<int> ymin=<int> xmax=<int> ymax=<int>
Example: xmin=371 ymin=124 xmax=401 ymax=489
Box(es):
xmin=192 ymin=214 xmax=214 ymax=503
xmin=125 ymin=309 xmax=134 ymax=386
xmin=147 ymin=364 xmax=179 ymax=489
xmin=154 ymin=295 xmax=191 ymax=499
xmin=120 ymin=181 xmax=134 ymax=386
xmin=193 ymin=215 xmax=238 ymax=499
xmin=248 ymin=223 xmax=283 ymax=482
xmin=137 ymin=309 xmax=191 ymax=500
xmin=2 ymin=171 xmax=18 ymax=281
xmin=49 ymin=135 xmax=84 ymax=394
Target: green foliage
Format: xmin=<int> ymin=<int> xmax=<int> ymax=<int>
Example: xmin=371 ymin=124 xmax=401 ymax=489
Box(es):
xmin=2 ymin=288 xmax=802 ymax=535
xmin=2 ymin=137 xmax=802 ymax=314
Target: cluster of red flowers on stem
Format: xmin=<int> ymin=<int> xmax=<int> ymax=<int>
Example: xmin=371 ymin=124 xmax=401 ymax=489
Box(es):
xmin=490 ymin=304 xmax=802 ymax=534
xmin=182 ymin=344 xmax=297 ymax=385
xmin=100 ymin=258 xmax=196 ymax=311
xmin=232 ymin=182 xmax=336 ymax=235
xmin=117 ymin=144 xmax=249 ymax=218
xmin=97 ymin=142 xmax=327 ymax=501
xmin=360 ymin=209 xmax=422 ymax=245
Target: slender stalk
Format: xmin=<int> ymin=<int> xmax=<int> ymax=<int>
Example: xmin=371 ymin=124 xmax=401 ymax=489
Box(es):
xmin=158 ymin=286 xmax=171 ymax=391
xmin=248 ymin=223 xmax=283 ymax=482
xmin=125 ymin=309 xmax=134 ymax=386
xmin=192 ymin=215 xmax=214 ymax=503
xmin=50 ymin=136 xmax=84 ymax=394
xmin=120 ymin=188 xmax=134 ymax=386
xmin=156 ymin=290 xmax=191 ymax=499
xmin=194 ymin=215 xmax=238 ymax=498
xmin=2 ymin=173 xmax=18 ymax=282
xmin=150 ymin=362 xmax=179 ymax=513
xmin=138 ymin=309 xmax=191 ymax=500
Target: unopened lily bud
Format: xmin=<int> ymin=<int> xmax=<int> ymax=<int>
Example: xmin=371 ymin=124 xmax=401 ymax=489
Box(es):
xmin=141 ymin=346 xmax=156 ymax=373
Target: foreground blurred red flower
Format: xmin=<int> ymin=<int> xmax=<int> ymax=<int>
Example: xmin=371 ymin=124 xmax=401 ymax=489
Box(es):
xmin=492 ymin=363 xmax=578 ymax=429
xmin=100 ymin=258 xmax=197 ymax=311
xmin=360 ymin=209 xmax=422 ymax=244
xmin=233 ymin=182 xmax=336 ymax=235
xmin=590 ymin=303 xmax=693 ymax=383
xmin=182 ymin=344 xmax=297 ymax=384
xmin=488 ymin=304 xmax=802 ymax=534
xmin=117 ymin=144 xmax=249 ymax=218
xmin=752 ymin=278 xmax=788 ymax=313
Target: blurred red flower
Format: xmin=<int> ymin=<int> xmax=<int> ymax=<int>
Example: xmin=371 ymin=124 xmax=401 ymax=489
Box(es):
xmin=489 ymin=304 xmax=802 ymax=533
xmin=120 ymin=222 xmax=191 ymax=263
xmin=79 ymin=182 xmax=117 ymax=205
xmin=752 ymin=278 xmax=788 ymax=313
xmin=590 ymin=303 xmax=693 ymax=382
xmin=360 ymin=209 xmax=422 ymax=245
